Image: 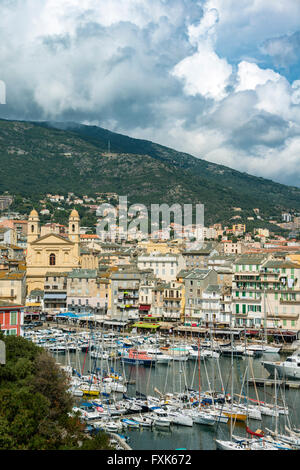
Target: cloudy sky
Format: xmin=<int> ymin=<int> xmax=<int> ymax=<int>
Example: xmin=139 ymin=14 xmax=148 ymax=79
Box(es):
xmin=0 ymin=0 xmax=300 ymax=187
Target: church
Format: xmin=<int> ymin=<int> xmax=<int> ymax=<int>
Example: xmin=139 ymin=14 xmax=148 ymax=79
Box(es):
xmin=26 ymin=209 xmax=96 ymax=294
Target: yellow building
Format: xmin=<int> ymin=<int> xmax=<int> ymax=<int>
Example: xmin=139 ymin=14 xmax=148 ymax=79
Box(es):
xmin=0 ymin=271 xmax=26 ymax=305
xmin=137 ymin=240 xmax=182 ymax=254
xmin=26 ymin=209 xmax=82 ymax=293
xmin=289 ymin=253 xmax=300 ymax=265
xmin=232 ymin=224 xmax=246 ymax=234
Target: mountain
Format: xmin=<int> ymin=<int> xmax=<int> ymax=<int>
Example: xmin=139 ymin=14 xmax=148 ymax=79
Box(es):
xmin=0 ymin=118 xmax=299 ymax=226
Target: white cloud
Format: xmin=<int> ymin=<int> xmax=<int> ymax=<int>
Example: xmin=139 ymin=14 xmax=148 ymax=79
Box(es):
xmin=236 ymin=61 xmax=281 ymax=92
xmin=172 ymin=47 xmax=232 ymax=101
xmin=172 ymin=5 xmax=232 ymax=101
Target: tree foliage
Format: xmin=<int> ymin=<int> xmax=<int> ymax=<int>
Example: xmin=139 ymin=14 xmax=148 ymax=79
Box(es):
xmin=0 ymin=333 xmax=111 ymax=450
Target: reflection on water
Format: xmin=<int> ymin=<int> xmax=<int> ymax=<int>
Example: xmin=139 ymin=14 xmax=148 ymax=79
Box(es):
xmin=55 ymin=350 xmax=300 ymax=450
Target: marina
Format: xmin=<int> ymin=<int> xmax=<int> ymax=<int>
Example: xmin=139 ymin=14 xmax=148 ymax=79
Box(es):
xmin=24 ymin=325 xmax=300 ymax=450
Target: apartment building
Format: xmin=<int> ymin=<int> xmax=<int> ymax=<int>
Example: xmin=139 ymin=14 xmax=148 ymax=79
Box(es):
xmin=200 ymin=285 xmax=223 ymax=327
xmin=183 ymin=268 xmax=218 ymax=324
xmin=0 ymin=227 xmax=17 ymax=246
xmin=260 ymin=259 xmax=300 ymax=331
xmin=232 ymin=254 xmax=300 ymax=330
xmin=182 ymin=245 xmax=218 ymax=269
xmin=43 ymin=272 xmax=68 ymax=311
xmin=232 ymin=254 xmax=267 ymax=328
xmin=109 ymin=266 xmax=152 ymax=320
xmin=163 ymin=281 xmax=184 ymax=322
xmin=67 ymin=269 xmax=99 ymax=312
xmin=137 ymin=253 xmax=185 ymax=282
xmin=138 ymin=277 xmax=166 ymax=319
xmin=208 ymin=254 xmax=235 ymax=286
xmin=0 ymin=271 xmax=26 ymax=305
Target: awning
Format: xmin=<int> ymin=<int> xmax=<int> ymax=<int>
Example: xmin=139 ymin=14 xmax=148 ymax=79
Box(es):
xmin=132 ymin=322 xmax=161 ymax=329
xmin=44 ymin=293 xmax=67 ymax=300
xmin=55 ymin=312 xmax=93 ymax=318
xmin=139 ymin=304 xmax=151 ymax=311
xmin=103 ymin=320 xmax=128 ymax=326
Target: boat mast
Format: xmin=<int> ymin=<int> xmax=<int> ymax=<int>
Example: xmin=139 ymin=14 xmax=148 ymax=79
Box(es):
xmin=275 ymin=368 xmax=278 ymax=437
xmin=198 ymin=335 xmax=201 ymax=407
xmin=264 ymin=288 xmax=267 ymax=346
xmin=230 ymin=308 xmax=234 ymax=441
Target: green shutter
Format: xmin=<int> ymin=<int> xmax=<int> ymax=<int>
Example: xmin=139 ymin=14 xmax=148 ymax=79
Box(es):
xmin=10 ymin=311 xmax=17 ymax=326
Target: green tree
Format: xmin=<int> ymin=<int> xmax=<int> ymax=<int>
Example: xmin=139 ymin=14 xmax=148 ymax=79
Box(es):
xmin=0 ymin=333 xmax=112 ymax=450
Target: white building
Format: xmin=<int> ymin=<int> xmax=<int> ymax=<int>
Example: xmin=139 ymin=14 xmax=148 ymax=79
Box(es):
xmin=137 ymin=253 xmax=185 ymax=282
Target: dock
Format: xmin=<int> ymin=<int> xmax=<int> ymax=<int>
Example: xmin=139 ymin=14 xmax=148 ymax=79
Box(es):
xmin=108 ymin=432 xmax=132 ymax=450
xmin=248 ymin=377 xmax=300 ymax=389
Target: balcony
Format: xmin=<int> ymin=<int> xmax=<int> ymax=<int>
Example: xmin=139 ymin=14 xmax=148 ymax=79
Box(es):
xmin=118 ymin=285 xmax=139 ymax=291
xmin=232 ymin=296 xmax=261 ymax=302
xmin=163 ymin=305 xmax=181 ymax=311
xmin=280 ymin=298 xmax=299 ymax=304
xmin=118 ymin=303 xmax=139 ymax=309
xmin=234 ymin=275 xmax=260 ymax=281
xmin=164 ymin=296 xmax=181 ymax=301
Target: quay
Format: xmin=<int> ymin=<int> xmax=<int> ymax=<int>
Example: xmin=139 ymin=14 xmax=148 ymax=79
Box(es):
xmin=108 ymin=433 xmax=132 ymax=450
xmin=248 ymin=377 xmax=300 ymax=389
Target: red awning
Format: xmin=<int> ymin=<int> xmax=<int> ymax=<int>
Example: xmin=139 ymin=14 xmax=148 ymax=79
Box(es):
xmin=139 ymin=304 xmax=151 ymax=311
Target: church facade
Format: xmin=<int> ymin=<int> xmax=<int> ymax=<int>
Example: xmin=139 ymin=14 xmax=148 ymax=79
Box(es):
xmin=26 ymin=209 xmax=82 ymax=293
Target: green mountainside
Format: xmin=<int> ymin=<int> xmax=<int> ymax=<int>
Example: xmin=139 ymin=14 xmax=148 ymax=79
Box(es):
xmin=0 ymin=118 xmax=299 ymax=226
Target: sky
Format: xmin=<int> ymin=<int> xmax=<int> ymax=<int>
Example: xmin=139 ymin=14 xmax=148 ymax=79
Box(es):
xmin=0 ymin=0 xmax=300 ymax=187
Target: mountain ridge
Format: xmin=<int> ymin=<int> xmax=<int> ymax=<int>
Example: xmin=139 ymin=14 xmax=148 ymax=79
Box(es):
xmin=0 ymin=118 xmax=299 ymax=226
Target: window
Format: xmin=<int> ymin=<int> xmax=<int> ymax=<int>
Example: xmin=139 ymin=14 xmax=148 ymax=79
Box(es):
xmin=49 ymin=253 xmax=56 ymax=266
xmin=7 ymin=329 xmax=17 ymax=336
xmin=10 ymin=311 xmax=17 ymax=326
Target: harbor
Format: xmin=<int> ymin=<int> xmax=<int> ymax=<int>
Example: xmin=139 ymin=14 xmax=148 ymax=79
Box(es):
xmin=23 ymin=324 xmax=300 ymax=450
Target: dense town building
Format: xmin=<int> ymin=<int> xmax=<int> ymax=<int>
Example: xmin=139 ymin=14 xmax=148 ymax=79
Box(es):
xmin=0 ymin=202 xmax=299 ymax=339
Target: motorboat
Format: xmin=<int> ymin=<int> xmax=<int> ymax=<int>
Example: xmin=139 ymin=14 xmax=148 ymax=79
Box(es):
xmin=121 ymin=418 xmax=140 ymax=429
xmin=247 ymin=343 xmax=281 ymax=354
xmin=120 ymin=348 xmax=156 ymax=366
xmin=151 ymin=409 xmax=172 ymax=427
xmin=133 ymin=415 xmax=153 ymax=427
xmin=262 ymin=350 xmax=300 ymax=380
xmin=219 ymin=345 xmax=245 ymax=357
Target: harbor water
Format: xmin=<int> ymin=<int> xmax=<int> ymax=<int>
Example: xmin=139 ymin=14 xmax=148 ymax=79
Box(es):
xmin=53 ymin=346 xmax=300 ymax=450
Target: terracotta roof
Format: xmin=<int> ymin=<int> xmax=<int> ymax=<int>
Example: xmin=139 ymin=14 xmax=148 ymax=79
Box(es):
xmin=80 ymin=234 xmax=99 ymax=239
